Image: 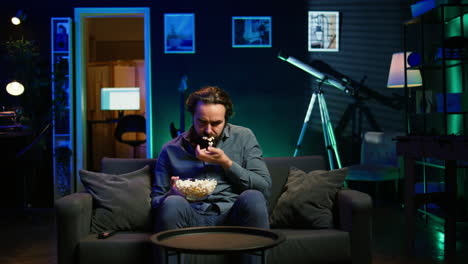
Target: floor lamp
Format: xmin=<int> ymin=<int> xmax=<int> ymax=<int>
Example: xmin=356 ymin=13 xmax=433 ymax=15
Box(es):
xmin=387 ymin=51 xmax=424 ymax=211
xmin=387 ymin=51 xmax=423 ymax=135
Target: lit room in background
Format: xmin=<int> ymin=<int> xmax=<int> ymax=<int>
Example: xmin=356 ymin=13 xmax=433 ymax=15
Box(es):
xmin=308 ymin=11 xmax=339 ymax=52
xmin=164 ymin=13 xmax=195 ymax=54
xmin=232 ymin=16 xmax=272 ymax=48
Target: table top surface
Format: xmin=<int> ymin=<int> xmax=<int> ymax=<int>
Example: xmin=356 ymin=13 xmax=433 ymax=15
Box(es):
xmin=150 ymin=226 xmax=285 ymax=254
xmin=0 ymin=127 xmax=31 ymax=138
xmin=396 ymin=135 xmax=468 ymax=160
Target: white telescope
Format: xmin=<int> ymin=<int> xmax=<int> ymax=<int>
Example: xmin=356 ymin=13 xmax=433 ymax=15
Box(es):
xmin=278 ymin=52 xmax=349 ymax=93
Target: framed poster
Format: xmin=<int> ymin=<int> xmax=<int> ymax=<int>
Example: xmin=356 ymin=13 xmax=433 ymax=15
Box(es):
xmin=164 ymin=13 xmax=195 ymax=54
xmin=53 ymin=19 xmax=70 ymax=52
xmin=308 ymin=11 xmax=339 ymax=52
xmin=232 ymin=16 xmax=272 ymax=48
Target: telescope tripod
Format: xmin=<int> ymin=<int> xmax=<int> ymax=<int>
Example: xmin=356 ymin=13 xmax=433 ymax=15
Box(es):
xmin=293 ymin=85 xmax=342 ymax=170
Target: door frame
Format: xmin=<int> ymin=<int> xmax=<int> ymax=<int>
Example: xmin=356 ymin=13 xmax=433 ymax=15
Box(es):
xmin=74 ymin=7 xmax=153 ymax=186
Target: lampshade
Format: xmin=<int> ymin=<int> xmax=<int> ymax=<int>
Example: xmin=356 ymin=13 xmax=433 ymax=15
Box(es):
xmin=387 ymin=52 xmax=422 ymax=88
xmin=6 ymin=81 xmax=25 ymax=96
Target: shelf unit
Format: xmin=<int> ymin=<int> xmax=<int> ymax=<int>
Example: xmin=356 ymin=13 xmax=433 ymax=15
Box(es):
xmin=51 ymin=17 xmax=74 ymax=199
xmin=397 ymin=4 xmax=468 ymax=264
xmin=404 ymin=4 xmax=468 ymax=136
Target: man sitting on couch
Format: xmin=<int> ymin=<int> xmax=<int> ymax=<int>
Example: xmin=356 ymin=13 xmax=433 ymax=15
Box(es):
xmin=151 ymin=85 xmax=272 ymax=232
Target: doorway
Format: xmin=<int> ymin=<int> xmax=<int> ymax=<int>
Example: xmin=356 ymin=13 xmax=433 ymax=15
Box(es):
xmin=74 ymin=8 xmax=153 ymax=178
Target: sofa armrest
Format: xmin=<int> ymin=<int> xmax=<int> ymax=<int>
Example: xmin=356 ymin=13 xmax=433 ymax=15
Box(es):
xmin=336 ymin=189 xmax=372 ymax=264
xmin=55 ymin=192 xmax=93 ymax=264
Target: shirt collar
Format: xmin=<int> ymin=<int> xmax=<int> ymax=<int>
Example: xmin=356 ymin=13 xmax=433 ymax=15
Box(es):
xmin=222 ymin=123 xmax=231 ymax=139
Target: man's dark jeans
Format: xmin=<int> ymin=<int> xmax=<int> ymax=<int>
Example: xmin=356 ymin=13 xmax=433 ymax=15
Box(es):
xmin=153 ymin=190 xmax=269 ymax=263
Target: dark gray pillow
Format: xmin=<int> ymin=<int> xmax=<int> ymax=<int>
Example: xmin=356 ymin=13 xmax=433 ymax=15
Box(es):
xmin=80 ymin=165 xmax=152 ymax=233
xmin=270 ymin=166 xmax=348 ymax=229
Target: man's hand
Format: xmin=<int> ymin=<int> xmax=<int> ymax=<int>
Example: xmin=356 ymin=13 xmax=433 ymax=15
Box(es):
xmin=195 ymin=145 xmax=233 ymax=169
xmin=166 ymin=176 xmax=185 ymax=197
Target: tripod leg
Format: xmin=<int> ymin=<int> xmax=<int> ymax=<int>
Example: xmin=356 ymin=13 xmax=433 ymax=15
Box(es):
xmin=318 ymin=93 xmax=342 ymax=169
xmin=293 ymin=93 xmax=317 ymax=157
xmin=360 ymin=104 xmax=382 ymax=132
xmin=317 ymin=94 xmax=335 ymax=169
xmin=334 ymin=101 xmax=356 ymax=139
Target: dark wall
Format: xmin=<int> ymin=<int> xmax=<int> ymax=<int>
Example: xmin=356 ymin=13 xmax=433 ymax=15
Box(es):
xmin=149 ymin=0 xmax=411 ymax=164
xmin=150 ymin=1 xmax=311 ymax=159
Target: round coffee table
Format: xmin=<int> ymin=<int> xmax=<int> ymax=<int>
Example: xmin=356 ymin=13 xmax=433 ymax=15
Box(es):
xmin=150 ymin=226 xmax=285 ymax=264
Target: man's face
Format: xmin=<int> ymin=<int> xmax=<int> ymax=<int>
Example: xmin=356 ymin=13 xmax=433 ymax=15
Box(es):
xmin=193 ymin=101 xmax=226 ymax=142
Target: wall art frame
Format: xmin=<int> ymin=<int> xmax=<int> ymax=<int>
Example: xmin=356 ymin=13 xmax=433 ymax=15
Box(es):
xmin=164 ymin=13 xmax=195 ymax=54
xmin=232 ymin=16 xmax=272 ymax=48
xmin=308 ymin=11 xmax=339 ymax=52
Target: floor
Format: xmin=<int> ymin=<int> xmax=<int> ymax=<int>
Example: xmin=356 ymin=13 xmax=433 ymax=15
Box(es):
xmin=0 ymin=204 xmax=467 ymax=264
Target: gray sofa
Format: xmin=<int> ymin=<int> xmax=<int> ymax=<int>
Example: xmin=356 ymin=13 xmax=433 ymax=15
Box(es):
xmin=55 ymin=156 xmax=372 ymax=264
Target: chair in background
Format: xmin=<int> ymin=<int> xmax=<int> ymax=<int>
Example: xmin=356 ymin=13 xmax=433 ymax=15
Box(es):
xmin=346 ymin=131 xmax=404 ymax=205
xmin=115 ymin=114 xmax=146 ymax=158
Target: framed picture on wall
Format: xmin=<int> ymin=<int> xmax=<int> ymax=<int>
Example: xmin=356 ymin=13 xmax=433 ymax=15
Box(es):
xmin=52 ymin=19 xmax=70 ymax=52
xmin=232 ymin=16 xmax=272 ymax=48
xmin=308 ymin=11 xmax=339 ymax=52
xmin=164 ymin=13 xmax=195 ymax=54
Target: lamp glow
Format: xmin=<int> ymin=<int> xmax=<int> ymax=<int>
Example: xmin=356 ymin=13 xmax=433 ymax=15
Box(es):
xmin=6 ymin=81 xmax=25 ymax=96
xmin=387 ymin=52 xmax=423 ymax=88
xmin=11 ymin=10 xmax=26 ymax=26
xmin=11 ymin=16 xmax=21 ymax=25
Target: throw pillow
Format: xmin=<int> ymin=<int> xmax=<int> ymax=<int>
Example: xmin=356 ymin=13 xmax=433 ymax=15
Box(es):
xmin=269 ymin=166 xmax=348 ymax=229
xmin=80 ymin=165 xmax=152 ymax=233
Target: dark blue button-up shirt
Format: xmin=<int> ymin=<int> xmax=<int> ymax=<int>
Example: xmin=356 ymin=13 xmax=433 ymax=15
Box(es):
xmin=151 ymin=123 xmax=271 ymax=214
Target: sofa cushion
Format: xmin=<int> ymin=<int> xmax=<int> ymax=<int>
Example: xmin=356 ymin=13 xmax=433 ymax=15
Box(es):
xmin=79 ymin=165 xmax=152 ymax=233
xmin=269 ymin=167 xmax=348 ymax=229
xmin=264 ymin=156 xmax=325 ymax=213
xmin=101 ymin=157 xmax=157 ymax=176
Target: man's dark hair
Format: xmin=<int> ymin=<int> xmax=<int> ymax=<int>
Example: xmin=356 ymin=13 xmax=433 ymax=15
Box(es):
xmin=186 ymin=86 xmax=234 ymax=119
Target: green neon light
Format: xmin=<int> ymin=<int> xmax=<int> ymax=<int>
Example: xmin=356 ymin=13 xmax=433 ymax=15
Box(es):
xmin=445 ymin=14 xmax=465 ymax=135
xmin=436 ymin=231 xmax=445 ymax=261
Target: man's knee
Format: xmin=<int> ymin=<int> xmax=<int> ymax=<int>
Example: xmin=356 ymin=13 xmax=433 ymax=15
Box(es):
xmin=238 ymin=190 xmax=265 ymax=204
xmin=159 ymin=195 xmax=190 ymax=214
xmin=162 ymin=195 xmax=188 ymax=207
xmin=237 ymin=190 xmax=268 ymax=213
xmin=230 ymin=190 xmax=269 ymax=229
xmin=154 ymin=195 xmax=191 ymax=231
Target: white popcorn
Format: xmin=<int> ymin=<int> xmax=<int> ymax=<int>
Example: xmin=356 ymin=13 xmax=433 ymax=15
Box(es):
xmin=175 ymin=178 xmax=217 ymax=201
xmin=202 ymin=136 xmax=215 ymax=147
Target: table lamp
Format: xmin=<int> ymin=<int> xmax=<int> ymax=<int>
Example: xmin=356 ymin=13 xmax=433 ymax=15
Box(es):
xmin=101 ymin=87 xmax=140 ymax=118
xmin=387 ymin=52 xmax=422 ymax=88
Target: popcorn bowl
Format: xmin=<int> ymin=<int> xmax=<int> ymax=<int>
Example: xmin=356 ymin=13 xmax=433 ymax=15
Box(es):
xmin=175 ymin=178 xmax=217 ymax=201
